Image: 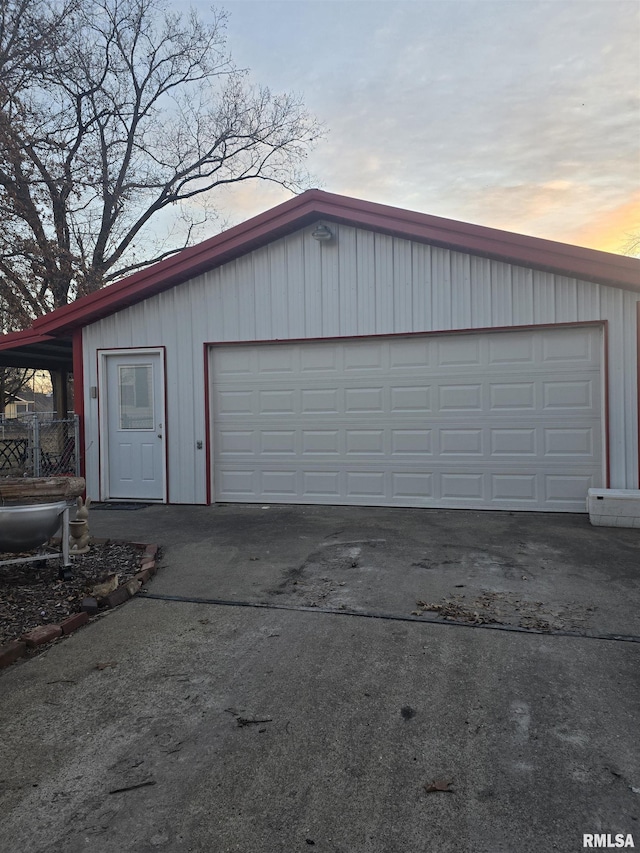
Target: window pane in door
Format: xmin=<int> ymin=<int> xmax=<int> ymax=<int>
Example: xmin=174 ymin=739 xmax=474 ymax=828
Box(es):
xmin=118 ymin=365 xmax=154 ymax=430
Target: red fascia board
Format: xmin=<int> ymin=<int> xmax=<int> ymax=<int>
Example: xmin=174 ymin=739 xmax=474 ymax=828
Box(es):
xmin=32 ymin=194 xmax=322 ymax=336
xmin=0 ymin=329 xmax=57 ymax=351
xmin=31 ymin=189 xmax=640 ymax=337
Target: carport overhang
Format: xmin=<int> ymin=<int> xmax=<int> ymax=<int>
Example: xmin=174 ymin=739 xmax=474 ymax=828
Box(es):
xmin=0 ymin=331 xmax=73 ymax=372
xmin=0 ymin=329 xmax=77 ymax=426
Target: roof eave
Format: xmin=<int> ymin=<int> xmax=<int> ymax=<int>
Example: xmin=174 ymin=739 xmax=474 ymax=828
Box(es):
xmin=32 ymin=196 xmax=323 ymax=336
xmin=311 ymin=194 xmax=640 ymax=291
xmin=22 ymin=189 xmax=640 ymax=337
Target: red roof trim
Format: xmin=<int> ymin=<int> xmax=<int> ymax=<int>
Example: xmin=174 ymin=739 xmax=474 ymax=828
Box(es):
xmin=0 ymin=330 xmax=57 ymax=351
xmin=12 ymin=189 xmax=640 ymax=338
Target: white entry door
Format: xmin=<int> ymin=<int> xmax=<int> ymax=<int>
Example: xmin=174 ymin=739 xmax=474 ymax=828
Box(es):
xmin=103 ymin=351 xmax=165 ymax=501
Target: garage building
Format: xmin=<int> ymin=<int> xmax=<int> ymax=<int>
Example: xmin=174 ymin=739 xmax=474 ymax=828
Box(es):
xmin=2 ymin=190 xmax=639 ymax=512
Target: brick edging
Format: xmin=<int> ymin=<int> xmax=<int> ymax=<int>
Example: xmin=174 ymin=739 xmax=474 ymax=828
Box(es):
xmin=0 ymin=543 xmax=159 ymax=671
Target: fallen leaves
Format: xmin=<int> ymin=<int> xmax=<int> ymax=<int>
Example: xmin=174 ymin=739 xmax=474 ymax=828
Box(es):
xmin=0 ymin=542 xmax=145 ymax=645
xmin=89 ymin=573 xmax=119 ymax=598
xmin=412 ymin=590 xmax=591 ymax=632
xmin=424 ymin=779 xmax=454 ymax=794
xmin=413 ymin=600 xmax=498 ymax=625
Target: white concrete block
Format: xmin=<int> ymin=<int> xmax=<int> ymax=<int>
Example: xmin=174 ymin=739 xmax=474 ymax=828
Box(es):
xmin=587 ymin=488 xmax=640 ymax=528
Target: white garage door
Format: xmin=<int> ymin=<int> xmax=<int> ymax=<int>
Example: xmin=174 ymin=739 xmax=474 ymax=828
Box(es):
xmin=209 ymin=326 xmax=603 ymax=511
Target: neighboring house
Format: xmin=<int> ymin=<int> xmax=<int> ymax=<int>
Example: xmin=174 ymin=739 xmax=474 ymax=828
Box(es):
xmin=2 ymin=392 xmax=54 ymax=420
xmin=3 ymin=396 xmax=35 ymax=419
xmin=0 ymin=190 xmax=639 ymax=512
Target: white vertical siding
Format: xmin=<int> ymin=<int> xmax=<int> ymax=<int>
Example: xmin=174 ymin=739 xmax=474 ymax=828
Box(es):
xmin=622 ymin=298 xmax=639 ymax=482
xmin=321 ymin=234 xmax=340 ymax=337
xmin=236 ymin=254 xmax=257 ymax=340
xmin=490 ymin=261 xmax=511 ymax=327
xmin=356 ymin=230 xmax=376 ymax=334
xmin=287 ymin=239 xmax=305 ymax=337
xmin=411 ymin=243 xmax=430 ymax=332
xmin=304 ymin=238 xmax=322 ymax=338
xmin=470 ymin=256 xmax=492 ymax=328
xmin=432 ymin=248 xmax=452 ymax=329
xmin=82 ymin=222 xmax=640 ymax=504
xmin=511 ymin=267 xmax=534 ymax=325
xmin=375 ymin=234 xmax=394 ymax=334
xmin=393 ymin=238 xmax=413 ymax=334
xmin=601 ymin=286 xmax=627 ymax=487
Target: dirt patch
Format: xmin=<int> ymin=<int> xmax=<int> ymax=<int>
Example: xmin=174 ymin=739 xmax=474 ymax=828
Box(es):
xmin=267 ymin=540 xmax=382 ymax=609
xmin=0 ymin=542 xmax=145 ymax=645
xmin=413 ymin=590 xmax=595 ymax=632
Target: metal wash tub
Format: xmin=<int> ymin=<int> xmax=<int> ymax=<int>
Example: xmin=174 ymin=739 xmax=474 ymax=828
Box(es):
xmin=0 ymin=501 xmax=72 ymax=579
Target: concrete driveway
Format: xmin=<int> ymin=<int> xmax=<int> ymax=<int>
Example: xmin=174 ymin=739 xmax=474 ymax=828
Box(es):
xmin=0 ymin=505 xmax=639 ymax=853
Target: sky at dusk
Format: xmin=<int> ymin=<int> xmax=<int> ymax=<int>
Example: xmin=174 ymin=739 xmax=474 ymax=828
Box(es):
xmin=182 ymin=0 xmax=640 ymax=256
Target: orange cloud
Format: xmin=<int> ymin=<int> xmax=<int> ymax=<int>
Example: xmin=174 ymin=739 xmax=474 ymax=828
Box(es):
xmin=556 ymin=191 xmax=640 ymax=255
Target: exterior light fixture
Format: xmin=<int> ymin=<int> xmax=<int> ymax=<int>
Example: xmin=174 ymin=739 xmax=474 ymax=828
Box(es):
xmin=311 ymin=223 xmax=333 ymax=242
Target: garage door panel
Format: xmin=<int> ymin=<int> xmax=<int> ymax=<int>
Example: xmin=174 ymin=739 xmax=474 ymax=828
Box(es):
xmin=541 ymin=328 xmax=596 ymax=363
xmin=218 ymin=430 xmax=254 ymax=455
xmin=544 ymin=473 xmax=597 ymax=504
xmin=439 ymin=429 xmax=484 ymax=455
xmin=543 ymin=379 xmax=595 ymax=410
xmin=346 ymin=471 xmax=386 ymax=497
xmin=389 ymin=340 xmax=431 ymax=369
xmin=390 ymin=386 xmax=432 ymax=412
xmin=216 ymin=423 xmax=603 ymax=463
xmin=300 ymin=345 xmax=339 ymax=372
xmin=491 ymin=474 xmax=537 ymax=502
xmin=214 ymin=462 xmax=601 ymax=509
xmin=261 ymin=470 xmax=298 ymax=495
xmin=392 ymin=472 xmax=434 ymax=499
xmin=489 ymin=382 xmax=536 ymax=410
xmin=218 ymin=469 xmax=256 ymax=495
xmin=488 ymin=333 xmax=535 ymax=365
xmin=217 ymin=390 xmax=254 ymax=415
xmin=260 ymin=431 xmax=296 ymax=454
xmin=343 ymin=343 xmax=384 ymax=371
xmin=345 ymin=429 xmax=385 ymax=455
xmin=345 ymin=387 xmax=385 ymax=412
xmin=302 ymin=430 xmax=340 ymax=454
xmin=303 ymin=470 xmax=341 ymax=496
xmin=257 ymin=347 xmax=297 ymax=374
xmin=441 ymin=473 xmax=485 ymax=500
xmin=258 ymin=389 xmax=296 ymax=414
xmin=301 ymin=388 xmax=339 ymax=413
xmin=391 ymin=429 xmax=433 ymax=455
xmin=438 ymin=384 xmax=483 ymax=411
xmin=543 ymin=427 xmax=594 ymax=457
xmin=490 ymin=428 xmax=537 ymax=456
xmin=210 ymin=327 xmax=603 ymax=511
xmin=214 ymin=347 xmax=254 ymax=376
xmin=437 ymin=336 xmax=482 ymax=366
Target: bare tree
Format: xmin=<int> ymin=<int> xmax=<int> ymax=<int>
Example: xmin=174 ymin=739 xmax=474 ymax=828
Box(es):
xmin=0 ymin=298 xmax=35 ymax=409
xmin=0 ymin=366 xmax=35 ymax=412
xmin=621 ymin=232 xmax=640 ymax=258
xmin=0 ymin=0 xmax=322 ymax=320
xmin=0 ymin=0 xmax=76 ymax=102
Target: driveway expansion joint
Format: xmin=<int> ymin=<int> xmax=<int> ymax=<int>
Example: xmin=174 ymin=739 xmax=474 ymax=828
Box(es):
xmin=138 ymin=591 xmax=640 ymax=644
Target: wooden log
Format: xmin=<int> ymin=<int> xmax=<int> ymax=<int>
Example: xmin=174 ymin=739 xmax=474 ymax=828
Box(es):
xmin=0 ymin=477 xmax=85 ymax=503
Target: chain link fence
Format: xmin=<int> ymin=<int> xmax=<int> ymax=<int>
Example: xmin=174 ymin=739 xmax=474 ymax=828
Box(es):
xmin=0 ymin=414 xmax=80 ymax=477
